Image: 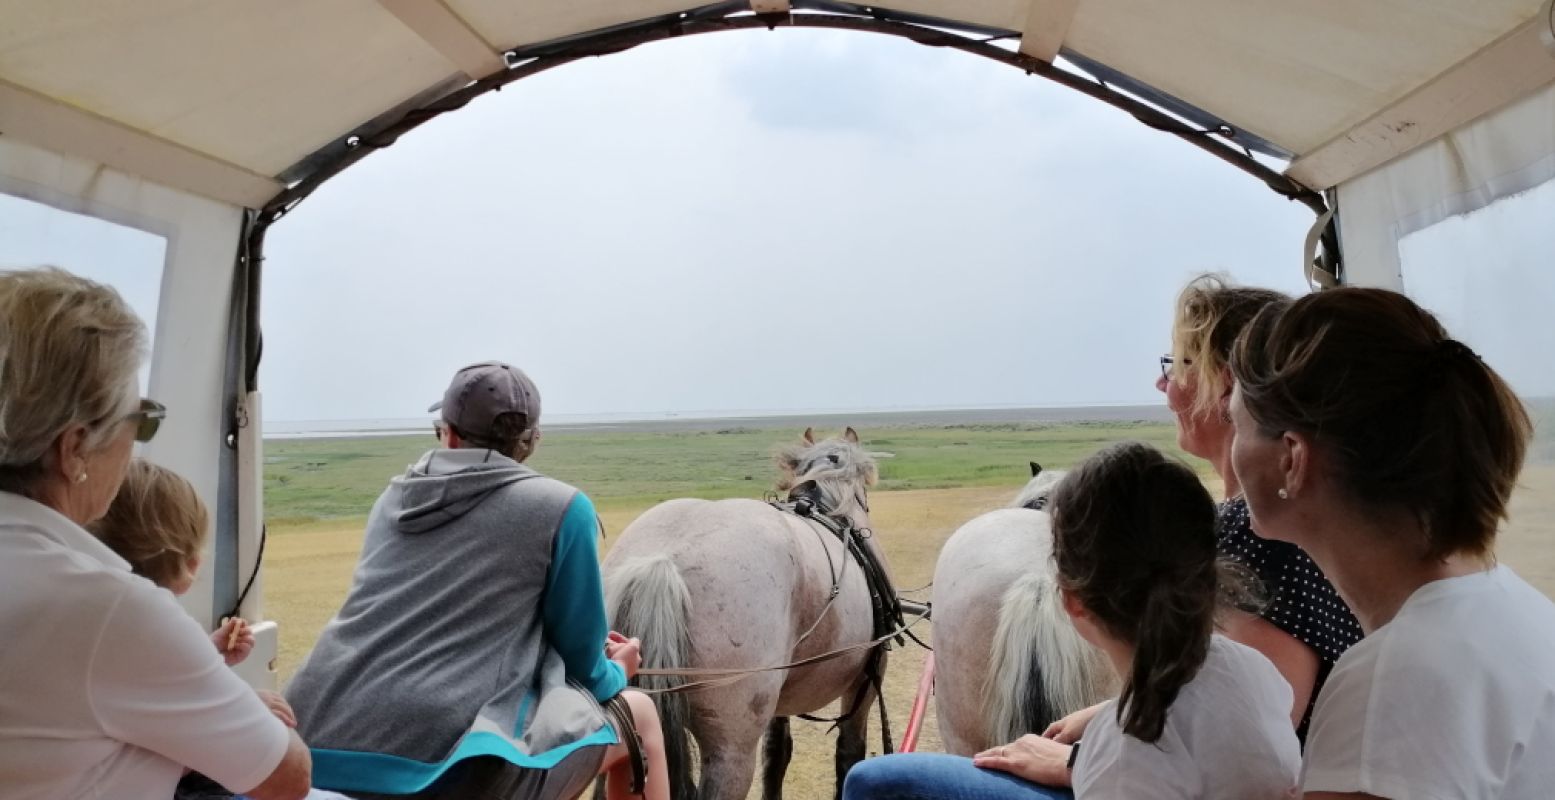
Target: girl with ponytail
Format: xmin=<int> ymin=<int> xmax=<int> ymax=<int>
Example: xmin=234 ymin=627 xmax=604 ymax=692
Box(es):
xmin=844 ymin=441 xmax=1300 ymax=800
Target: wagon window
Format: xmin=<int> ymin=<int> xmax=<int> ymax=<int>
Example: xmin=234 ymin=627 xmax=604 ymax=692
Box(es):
xmin=0 ymin=191 xmax=167 ymax=394
xmin=1399 ymin=178 xmax=1555 ymax=594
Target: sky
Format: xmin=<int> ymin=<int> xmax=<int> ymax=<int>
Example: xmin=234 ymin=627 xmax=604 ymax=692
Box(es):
xmin=0 ymin=27 xmax=1473 ymax=423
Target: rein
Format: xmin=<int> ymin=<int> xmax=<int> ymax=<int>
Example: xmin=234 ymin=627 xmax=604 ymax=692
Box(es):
xmin=780 ymin=493 xmax=855 ymax=647
xmin=632 ymin=608 xmax=930 ymax=696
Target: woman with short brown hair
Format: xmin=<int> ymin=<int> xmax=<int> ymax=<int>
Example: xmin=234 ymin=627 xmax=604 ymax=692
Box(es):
xmin=1229 ymin=286 xmax=1555 ymax=800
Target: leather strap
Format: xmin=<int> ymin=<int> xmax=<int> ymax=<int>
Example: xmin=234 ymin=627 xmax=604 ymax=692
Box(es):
xmin=604 ymin=694 xmax=648 ymax=796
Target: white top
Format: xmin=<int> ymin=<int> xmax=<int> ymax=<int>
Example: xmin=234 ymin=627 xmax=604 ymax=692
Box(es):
xmin=1302 ymin=565 xmax=1555 ymax=799
xmin=0 ymin=491 xmax=289 ymax=800
xmin=1073 ymin=635 xmax=1301 ymax=800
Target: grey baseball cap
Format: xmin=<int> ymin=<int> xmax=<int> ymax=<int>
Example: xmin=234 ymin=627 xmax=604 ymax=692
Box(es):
xmin=428 ymin=361 xmax=541 ymax=441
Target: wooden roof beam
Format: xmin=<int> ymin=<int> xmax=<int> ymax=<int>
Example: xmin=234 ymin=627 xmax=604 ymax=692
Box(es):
xmin=378 ymin=0 xmax=507 ymax=80
xmin=1018 ymin=0 xmax=1080 ymax=63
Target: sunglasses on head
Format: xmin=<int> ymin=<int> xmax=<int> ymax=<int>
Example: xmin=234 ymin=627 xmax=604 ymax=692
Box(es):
xmin=129 ymin=398 xmax=167 ymax=443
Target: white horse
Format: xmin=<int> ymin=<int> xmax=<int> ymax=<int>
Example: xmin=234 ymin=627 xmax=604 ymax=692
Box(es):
xmin=930 ymin=463 xmax=1117 ymax=756
xmin=603 ymin=428 xmax=892 ymax=800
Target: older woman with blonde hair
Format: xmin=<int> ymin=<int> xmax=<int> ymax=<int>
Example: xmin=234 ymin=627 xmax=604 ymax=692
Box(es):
xmin=0 ymin=267 xmax=311 ymax=800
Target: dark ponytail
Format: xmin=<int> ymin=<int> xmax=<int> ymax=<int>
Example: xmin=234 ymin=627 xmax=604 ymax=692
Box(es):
xmin=1050 ymin=441 xmax=1219 ymax=744
xmin=1122 ymin=575 xmax=1216 ymax=740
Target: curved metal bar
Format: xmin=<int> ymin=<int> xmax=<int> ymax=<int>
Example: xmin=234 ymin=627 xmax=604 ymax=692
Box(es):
xmin=244 ymin=9 xmax=1339 ymax=383
xmin=259 ymin=12 xmax=1327 ymax=226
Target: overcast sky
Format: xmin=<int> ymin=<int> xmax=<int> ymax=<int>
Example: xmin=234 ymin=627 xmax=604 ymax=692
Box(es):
xmin=15 ymin=28 xmax=1546 ymax=423
xmin=255 ymin=30 xmax=1317 ymax=421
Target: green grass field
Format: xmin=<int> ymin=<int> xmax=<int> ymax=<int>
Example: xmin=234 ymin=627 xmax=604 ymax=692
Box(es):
xmin=264 ymin=420 xmax=1195 ymax=525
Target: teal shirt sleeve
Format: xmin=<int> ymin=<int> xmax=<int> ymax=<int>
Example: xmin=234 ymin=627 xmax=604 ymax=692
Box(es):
xmin=543 ymin=492 xmax=627 ymax=703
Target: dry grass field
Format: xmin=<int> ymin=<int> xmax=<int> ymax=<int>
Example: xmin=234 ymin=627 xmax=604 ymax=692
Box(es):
xmin=263 ymin=465 xmax=1555 ymax=800
xmin=265 ymin=484 xmax=1014 ymax=797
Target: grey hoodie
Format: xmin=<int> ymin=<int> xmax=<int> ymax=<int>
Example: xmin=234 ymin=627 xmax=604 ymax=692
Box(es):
xmin=286 ymin=449 xmax=623 ymax=795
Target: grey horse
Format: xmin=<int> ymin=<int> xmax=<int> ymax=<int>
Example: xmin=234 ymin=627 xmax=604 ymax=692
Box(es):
xmin=930 ymin=463 xmax=1117 ymax=755
xmin=603 ymin=428 xmax=891 ymax=800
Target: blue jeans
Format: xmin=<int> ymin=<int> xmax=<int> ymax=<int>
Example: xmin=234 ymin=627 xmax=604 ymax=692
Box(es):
xmin=843 ymin=754 xmax=1073 ymax=800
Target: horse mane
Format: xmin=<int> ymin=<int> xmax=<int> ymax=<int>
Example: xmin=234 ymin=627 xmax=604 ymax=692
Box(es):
xmin=774 ymin=435 xmax=879 ymax=518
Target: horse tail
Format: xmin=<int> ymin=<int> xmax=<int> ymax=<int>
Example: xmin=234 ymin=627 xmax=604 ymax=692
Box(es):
xmin=983 ymin=571 xmax=1111 ymax=744
xmin=606 ymin=555 xmax=696 ymax=800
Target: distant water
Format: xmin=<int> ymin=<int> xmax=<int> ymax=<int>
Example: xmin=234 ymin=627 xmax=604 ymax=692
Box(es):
xmin=264 ymin=404 xmax=1175 ymax=440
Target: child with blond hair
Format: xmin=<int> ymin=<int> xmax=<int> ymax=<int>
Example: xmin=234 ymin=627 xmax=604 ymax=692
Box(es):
xmin=92 ymin=459 xmax=319 ymax=799
xmin=91 ymin=459 xmax=256 ymax=665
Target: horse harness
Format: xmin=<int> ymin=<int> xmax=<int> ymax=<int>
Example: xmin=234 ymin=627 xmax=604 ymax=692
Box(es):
xmin=626 ymin=486 xmax=929 ymax=754
xmin=768 ymin=484 xmax=905 ymax=752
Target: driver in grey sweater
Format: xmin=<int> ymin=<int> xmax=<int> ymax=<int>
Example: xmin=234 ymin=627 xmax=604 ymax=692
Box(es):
xmin=286 ymin=362 xmax=667 ymax=800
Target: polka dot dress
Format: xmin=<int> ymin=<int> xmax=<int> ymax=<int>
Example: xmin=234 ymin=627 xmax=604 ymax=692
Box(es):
xmin=1218 ymin=496 xmax=1364 ymax=744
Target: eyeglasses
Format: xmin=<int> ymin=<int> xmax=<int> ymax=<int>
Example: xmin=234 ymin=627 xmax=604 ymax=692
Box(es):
xmin=129 ymin=398 xmax=167 ymax=443
xmin=1159 ymin=354 xmax=1193 ymax=379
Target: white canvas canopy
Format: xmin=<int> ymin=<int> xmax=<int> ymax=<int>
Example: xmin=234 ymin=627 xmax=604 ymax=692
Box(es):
xmin=4 ymin=0 xmax=1554 ymax=686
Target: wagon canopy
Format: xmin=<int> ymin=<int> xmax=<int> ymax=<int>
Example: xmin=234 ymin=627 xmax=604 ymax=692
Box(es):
xmin=4 ymin=0 xmax=1555 ymax=280
xmin=3 ymin=0 xmax=1553 ymax=672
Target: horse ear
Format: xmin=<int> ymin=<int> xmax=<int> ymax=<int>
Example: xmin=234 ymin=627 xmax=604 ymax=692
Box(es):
xmin=843 ymin=427 xmax=860 ymax=444
xmin=802 ymin=427 xmax=815 ymax=445
xmin=1030 ymin=461 xmax=1043 ymax=477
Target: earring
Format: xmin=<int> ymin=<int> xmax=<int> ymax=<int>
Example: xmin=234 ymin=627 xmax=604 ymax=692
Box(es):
xmin=1277 ymin=487 xmax=1289 ymax=500
xmin=76 ymin=472 xmax=89 ymax=484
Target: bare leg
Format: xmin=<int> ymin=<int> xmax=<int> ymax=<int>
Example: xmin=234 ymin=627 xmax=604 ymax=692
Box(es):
xmin=598 ymin=691 xmax=670 ymax=800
